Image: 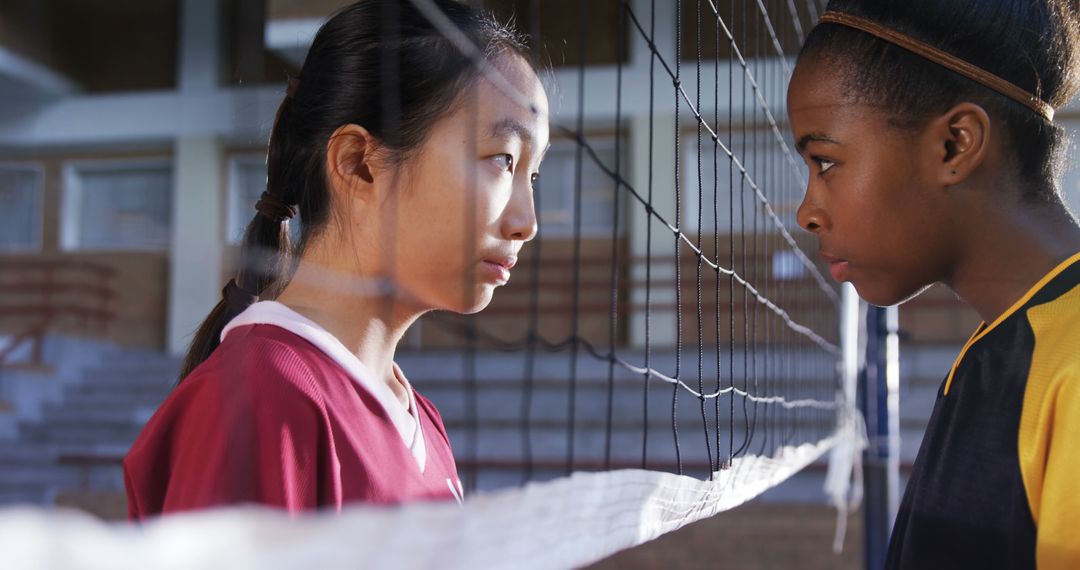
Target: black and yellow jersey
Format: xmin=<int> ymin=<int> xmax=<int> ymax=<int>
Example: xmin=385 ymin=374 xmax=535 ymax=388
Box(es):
xmin=886 ymin=251 xmax=1080 ymax=570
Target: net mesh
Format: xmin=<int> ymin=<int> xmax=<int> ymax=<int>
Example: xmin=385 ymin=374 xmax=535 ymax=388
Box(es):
xmin=2 ymin=0 xmax=866 ymax=567
xmin=414 ymin=0 xmax=847 ymax=489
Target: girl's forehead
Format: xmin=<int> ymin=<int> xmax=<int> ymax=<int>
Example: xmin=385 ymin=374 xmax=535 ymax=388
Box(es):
xmin=786 ymin=60 xmax=897 ymax=140
xmin=787 ymin=58 xmax=849 ymax=114
xmin=479 ymin=55 xmax=549 ymax=117
xmin=425 ymin=77 xmax=549 ymax=157
xmin=471 ymin=62 xmax=549 ymax=142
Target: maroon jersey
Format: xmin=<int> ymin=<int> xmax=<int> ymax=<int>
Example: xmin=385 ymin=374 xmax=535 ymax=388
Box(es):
xmin=124 ymin=303 xmax=462 ymax=519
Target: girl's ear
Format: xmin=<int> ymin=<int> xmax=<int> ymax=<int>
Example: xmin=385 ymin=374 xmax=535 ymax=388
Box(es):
xmin=326 ymin=123 xmax=377 ymax=196
xmin=923 ymin=102 xmax=991 ymax=186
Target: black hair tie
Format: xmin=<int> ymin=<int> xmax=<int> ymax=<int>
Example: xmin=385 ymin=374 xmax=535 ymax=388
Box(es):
xmin=255 ymin=191 xmax=298 ymax=223
xmin=222 ymin=278 xmax=258 ymax=313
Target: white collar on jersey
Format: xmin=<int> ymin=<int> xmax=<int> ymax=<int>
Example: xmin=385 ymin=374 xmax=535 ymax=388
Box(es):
xmin=220 ymin=301 xmax=427 ymax=473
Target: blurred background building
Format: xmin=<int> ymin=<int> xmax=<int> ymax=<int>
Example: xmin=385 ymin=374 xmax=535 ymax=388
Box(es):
xmin=0 ymin=1 xmax=1077 ymax=568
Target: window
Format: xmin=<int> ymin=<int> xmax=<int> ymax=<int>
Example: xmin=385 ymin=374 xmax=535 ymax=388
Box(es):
xmin=61 ymin=159 xmax=173 ymax=251
xmin=226 ymin=152 xmax=301 ymax=244
xmin=0 ymin=163 xmax=44 ymax=252
xmin=536 ymin=136 xmax=625 ymax=237
xmin=681 ymin=131 xmax=804 ymax=234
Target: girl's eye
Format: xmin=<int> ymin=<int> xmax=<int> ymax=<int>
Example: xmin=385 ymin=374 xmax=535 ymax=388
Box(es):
xmin=813 ymin=157 xmax=836 ymax=174
xmin=493 ymin=154 xmax=514 ymax=172
xmin=530 ymin=172 xmax=540 ymax=185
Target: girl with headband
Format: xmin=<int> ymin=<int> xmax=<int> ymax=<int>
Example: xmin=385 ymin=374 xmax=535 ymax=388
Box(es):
xmin=788 ymin=1 xmax=1080 ymax=568
xmin=123 ymin=0 xmax=547 ymax=517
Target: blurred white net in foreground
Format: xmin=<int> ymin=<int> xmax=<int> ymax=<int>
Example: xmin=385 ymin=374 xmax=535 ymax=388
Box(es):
xmin=2 ymin=435 xmax=845 ymax=570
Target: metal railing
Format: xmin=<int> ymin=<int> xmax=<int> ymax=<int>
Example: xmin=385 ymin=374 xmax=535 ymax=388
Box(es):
xmin=0 ymin=258 xmax=116 ymax=371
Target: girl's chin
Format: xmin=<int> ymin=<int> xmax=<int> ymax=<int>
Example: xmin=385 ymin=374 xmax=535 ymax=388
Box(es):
xmin=854 ymin=280 xmax=934 ymax=308
xmin=443 ymin=290 xmax=496 ymax=315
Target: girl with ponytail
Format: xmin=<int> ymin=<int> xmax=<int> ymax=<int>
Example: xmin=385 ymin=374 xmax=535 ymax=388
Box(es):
xmin=789 ymin=1 xmax=1080 ymax=567
xmin=124 ymin=0 xmax=548 ymax=517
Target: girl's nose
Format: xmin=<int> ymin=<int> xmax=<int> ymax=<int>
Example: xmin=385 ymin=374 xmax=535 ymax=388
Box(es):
xmin=796 ymin=187 xmax=830 ymax=233
xmin=502 ymin=181 xmax=538 ymax=242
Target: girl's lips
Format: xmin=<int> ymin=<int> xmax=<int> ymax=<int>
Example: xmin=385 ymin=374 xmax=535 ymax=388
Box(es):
xmin=480 ymin=260 xmax=511 ymax=284
xmin=828 ymin=260 xmax=850 ymax=283
xmin=819 ymin=252 xmax=850 ymax=283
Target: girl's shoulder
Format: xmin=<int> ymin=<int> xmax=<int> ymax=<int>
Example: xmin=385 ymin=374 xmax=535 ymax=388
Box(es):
xmin=186 ymin=323 xmax=338 ymax=405
xmin=125 ymin=325 xmax=335 ymax=471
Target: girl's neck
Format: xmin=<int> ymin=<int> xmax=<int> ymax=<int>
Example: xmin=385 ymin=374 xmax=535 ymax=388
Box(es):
xmin=274 ymin=257 xmax=423 ymax=408
xmin=947 ymin=199 xmax=1080 ymax=324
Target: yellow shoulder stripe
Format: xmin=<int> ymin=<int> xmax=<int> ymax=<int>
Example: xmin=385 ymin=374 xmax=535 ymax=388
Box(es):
xmin=943 ymin=251 xmax=1080 ymax=396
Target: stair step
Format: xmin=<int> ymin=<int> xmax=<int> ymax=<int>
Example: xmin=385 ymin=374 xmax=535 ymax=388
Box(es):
xmin=0 ymin=485 xmax=49 ymax=506
xmin=0 ymin=466 xmax=82 ymax=487
xmin=0 ymin=443 xmax=59 ymax=465
xmin=79 ymin=371 xmax=178 ymax=388
xmin=39 ymin=409 xmax=146 ymax=425
xmin=55 ymin=392 xmax=169 ymax=410
xmin=67 ymin=386 xmax=173 ymax=403
xmin=42 ymin=400 xmax=160 ymax=417
xmin=18 ymin=424 xmax=140 ymax=446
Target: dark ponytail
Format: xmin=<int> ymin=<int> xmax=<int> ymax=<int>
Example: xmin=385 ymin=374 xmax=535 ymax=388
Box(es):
xmin=800 ymin=0 xmax=1080 ymax=202
xmin=178 ymin=0 xmax=530 ymax=382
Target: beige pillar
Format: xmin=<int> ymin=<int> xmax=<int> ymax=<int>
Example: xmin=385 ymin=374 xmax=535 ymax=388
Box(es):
xmin=167 ymin=0 xmax=225 ymax=355
xmin=167 ymin=137 xmax=224 ymax=355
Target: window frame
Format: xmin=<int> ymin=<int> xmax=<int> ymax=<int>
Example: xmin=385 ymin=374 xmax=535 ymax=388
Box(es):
xmin=0 ymin=161 xmax=45 ymax=254
xmin=536 ymin=134 xmax=626 ymax=239
xmin=60 ymin=157 xmax=174 ymax=252
xmin=226 ymin=151 xmax=267 ymax=246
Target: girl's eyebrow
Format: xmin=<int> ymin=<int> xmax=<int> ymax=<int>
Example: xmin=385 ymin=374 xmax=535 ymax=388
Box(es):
xmin=489 ymin=118 xmax=535 ymax=147
xmin=490 ymin=117 xmax=551 ymax=162
xmin=796 ymin=132 xmax=841 ymax=154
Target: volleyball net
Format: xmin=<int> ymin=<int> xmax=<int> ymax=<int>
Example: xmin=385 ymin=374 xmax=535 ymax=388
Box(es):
xmin=409 ymin=0 xmax=862 ymax=512
xmin=2 ymin=0 xmax=866 ymax=568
